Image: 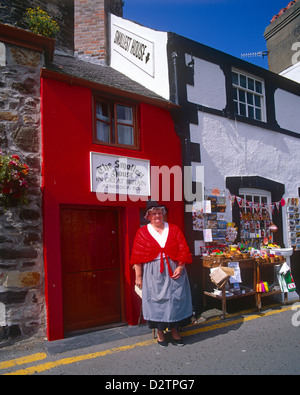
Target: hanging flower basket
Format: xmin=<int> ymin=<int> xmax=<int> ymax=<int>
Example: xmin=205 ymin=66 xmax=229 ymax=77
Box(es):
xmin=0 ymin=150 xmax=30 ymax=208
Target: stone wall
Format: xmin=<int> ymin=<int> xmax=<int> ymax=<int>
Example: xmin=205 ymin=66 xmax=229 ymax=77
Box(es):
xmin=0 ymin=41 xmax=45 ymax=346
xmin=0 ymin=0 xmax=74 ymax=55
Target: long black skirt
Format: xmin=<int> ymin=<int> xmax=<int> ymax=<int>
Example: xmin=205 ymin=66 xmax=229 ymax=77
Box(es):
xmin=147 ymin=316 xmax=192 ymax=332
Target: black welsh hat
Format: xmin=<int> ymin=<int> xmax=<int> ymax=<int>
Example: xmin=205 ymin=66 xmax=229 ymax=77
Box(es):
xmin=144 ymin=200 xmax=167 ymax=218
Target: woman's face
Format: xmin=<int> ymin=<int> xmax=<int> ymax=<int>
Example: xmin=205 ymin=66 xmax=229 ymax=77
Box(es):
xmin=148 ymin=209 xmax=164 ymax=228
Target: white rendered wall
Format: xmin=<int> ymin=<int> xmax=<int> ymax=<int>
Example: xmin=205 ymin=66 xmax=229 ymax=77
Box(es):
xmin=275 ymin=88 xmax=300 ymax=134
xmin=110 ymin=14 xmax=170 ymax=100
xmin=186 ymin=54 xmax=227 ymax=110
xmin=280 ymin=62 xmax=300 ymax=84
xmin=190 ymin=111 xmax=300 ymax=195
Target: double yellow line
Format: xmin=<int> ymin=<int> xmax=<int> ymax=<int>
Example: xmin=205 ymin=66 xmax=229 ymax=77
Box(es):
xmin=1 ymin=340 xmax=156 ymax=375
xmin=1 ymin=304 xmax=297 ymax=375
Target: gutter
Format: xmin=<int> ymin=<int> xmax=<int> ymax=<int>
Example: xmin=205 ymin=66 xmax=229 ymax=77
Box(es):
xmin=41 ymin=68 xmax=180 ymax=111
xmin=0 ymin=23 xmax=55 ymax=63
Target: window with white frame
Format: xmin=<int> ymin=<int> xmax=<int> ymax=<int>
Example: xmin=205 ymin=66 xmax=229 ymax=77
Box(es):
xmin=232 ymin=70 xmax=265 ymax=122
xmin=239 ymin=188 xmax=273 ymax=243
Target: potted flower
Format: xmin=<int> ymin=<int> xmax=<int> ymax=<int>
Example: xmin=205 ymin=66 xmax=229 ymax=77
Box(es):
xmin=24 ymin=7 xmax=60 ymax=38
xmin=0 ymin=150 xmax=30 ymax=208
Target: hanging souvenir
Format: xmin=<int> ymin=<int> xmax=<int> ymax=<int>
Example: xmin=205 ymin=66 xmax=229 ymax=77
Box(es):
xmin=230 ymin=195 xmax=236 ymax=206
xmin=236 ymin=196 xmax=243 ymax=207
xmin=269 ymin=223 xmax=278 ymax=233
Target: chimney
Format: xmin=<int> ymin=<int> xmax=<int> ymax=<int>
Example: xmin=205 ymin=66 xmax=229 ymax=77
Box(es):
xmin=74 ymin=0 xmax=123 ymax=64
xmin=264 ymin=0 xmax=300 ymax=75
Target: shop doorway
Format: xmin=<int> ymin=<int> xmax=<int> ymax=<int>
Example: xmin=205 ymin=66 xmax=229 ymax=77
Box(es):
xmin=60 ymin=206 xmax=123 ymax=335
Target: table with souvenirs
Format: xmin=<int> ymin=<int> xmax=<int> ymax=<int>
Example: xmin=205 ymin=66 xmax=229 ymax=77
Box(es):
xmin=194 ymin=191 xmax=297 ymax=318
xmin=202 ymin=247 xmax=290 ymax=319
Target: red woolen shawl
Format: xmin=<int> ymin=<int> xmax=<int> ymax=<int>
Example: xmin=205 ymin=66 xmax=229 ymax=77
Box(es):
xmin=130 ymin=224 xmax=192 ymax=276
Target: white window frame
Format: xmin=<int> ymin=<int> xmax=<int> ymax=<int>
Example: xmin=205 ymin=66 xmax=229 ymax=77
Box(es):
xmin=239 ymin=188 xmax=272 ymax=211
xmin=232 ymin=69 xmax=266 ymax=122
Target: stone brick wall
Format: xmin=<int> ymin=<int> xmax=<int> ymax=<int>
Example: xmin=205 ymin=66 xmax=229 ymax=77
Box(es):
xmin=0 ymin=41 xmax=45 ymax=346
xmin=0 ymin=0 xmax=74 ymax=55
xmin=74 ymin=0 xmax=123 ymax=64
xmin=0 ymin=0 xmax=124 ymax=346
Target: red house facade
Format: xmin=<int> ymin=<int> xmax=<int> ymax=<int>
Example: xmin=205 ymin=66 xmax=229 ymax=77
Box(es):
xmin=41 ymin=57 xmax=184 ymax=341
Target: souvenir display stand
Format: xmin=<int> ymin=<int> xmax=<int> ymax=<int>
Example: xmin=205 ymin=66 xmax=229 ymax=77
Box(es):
xmin=255 ymin=259 xmax=288 ymax=311
xmin=286 ymin=198 xmax=300 ymax=251
xmin=202 ymin=256 xmax=256 ymax=319
xmin=202 ymin=254 xmax=288 ymax=319
xmin=195 ymin=190 xmax=296 ymax=318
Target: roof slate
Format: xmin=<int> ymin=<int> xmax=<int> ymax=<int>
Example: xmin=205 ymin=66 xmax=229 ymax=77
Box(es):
xmin=45 ymin=53 xmax=170 ymax=104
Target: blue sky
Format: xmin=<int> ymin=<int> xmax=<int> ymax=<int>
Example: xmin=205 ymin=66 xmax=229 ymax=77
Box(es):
xmin=123 ymin=0 xmax=290 ymax=69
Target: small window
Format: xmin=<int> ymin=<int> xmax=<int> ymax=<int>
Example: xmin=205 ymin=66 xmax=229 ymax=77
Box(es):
xmin=232 ymin=70 xmax=265 ymax=122
xmin=93 ymin=97 xmax=139 ymax=149
xmin=239 ymin=188 xmax=273 ymax=243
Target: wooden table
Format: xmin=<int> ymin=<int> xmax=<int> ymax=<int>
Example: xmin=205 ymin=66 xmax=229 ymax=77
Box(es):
xmin=202 ymin=257 xmax=287 ymax=319
xmin=255 ymin=259 xmax=288 ymax=311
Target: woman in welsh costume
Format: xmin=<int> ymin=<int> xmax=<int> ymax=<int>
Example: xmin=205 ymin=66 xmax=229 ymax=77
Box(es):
xmin=130 ymin=201 xmax=193 ymax=348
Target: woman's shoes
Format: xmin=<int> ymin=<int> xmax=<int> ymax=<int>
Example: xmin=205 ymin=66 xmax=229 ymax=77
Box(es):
xmin=157 ymin=335 xmax=184 ymax=347
xmin=157 ymin=339 xmax=168 ymax=348
xmin=170 ymin=336 xmax=184 ymax=346
xmin=170 ymin=328 xmax=184 ymax=346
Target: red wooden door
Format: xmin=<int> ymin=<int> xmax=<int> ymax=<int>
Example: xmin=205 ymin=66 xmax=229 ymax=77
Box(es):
xmin=60 ymin=207 xmax=122 ymax=334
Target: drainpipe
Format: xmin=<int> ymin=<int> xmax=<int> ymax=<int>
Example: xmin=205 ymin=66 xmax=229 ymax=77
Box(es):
xmin=172 ymin=51 xmax=179 ymax=106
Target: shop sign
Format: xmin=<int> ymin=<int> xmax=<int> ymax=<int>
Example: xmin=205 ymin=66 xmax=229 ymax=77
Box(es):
xmin=90 ymin=152 xmax=150 ymax=196
xmin=111 ymin=22 xmax=155 ymax=77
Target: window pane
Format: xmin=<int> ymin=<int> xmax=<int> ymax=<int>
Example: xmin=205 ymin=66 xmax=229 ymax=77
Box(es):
xmin=232 ymin=72 xmax=239 ymax=85
xmin=97 ymin=102 xmax=110 ymax=122
xmin=255 ymin=95 xmax=261 ymax=107
xmin=97 ymin=121 xmax=110 ymax=143
xmin=239 ymin=103 xmax=246 ymax=116
xmin=234 ymin=101 xmax=238 ymax=115
xmin=248 ymin=106 xmax=254 ymax=119
xmin=255 ymin=81 xmax=262 ymax=94
xmin=255 ymin=108 xmax=262 ymax=121
xmin=261 ymin=196 xmax=268 ymax=204
xmin=117 ymin=105 xmax=133 ymax=125
xmin=248 ymin=78 xmax=255 ymax=91
xmin=240 ymin=75 xmax=247 ymax=88
xmin=247 ymin=92 xmax=254 ymax=105
xmin=239 ymin=89 xmax=246 ymax=103
xmin=118 ymin=125 xmax=134 ymax=145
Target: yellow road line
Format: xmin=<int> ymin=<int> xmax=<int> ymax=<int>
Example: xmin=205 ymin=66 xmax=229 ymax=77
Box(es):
xmin=182 ymin=305 xmax=295 ymax=337
xmin=2 ymin=304 xmax=296 ymax=376
xmin=0 ymin=353 xmax=47 ymax=370
xmin=3 ymin=339 xmax=156 ymax=376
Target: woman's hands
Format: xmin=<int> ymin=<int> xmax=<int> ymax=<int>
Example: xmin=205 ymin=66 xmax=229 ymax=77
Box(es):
xmin=171 ymin=264 xmax=185 ymax=280
xmin=135 ymin=275 xmax=143 ymax=289
xmin=135 ymin=262 xmax=185 ymax=285
xmin=135 ymin=264 xmax=143 ymax=289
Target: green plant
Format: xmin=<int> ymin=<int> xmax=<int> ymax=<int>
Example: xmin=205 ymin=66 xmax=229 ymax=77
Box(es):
xmin=24 ymin=7 xmax=60 ymax=38
xmin=0 ymin=150 xmax=30 ymax=208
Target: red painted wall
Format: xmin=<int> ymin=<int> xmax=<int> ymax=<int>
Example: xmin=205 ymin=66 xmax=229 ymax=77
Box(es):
xmin=41 ymin=77 xmax=185 ymax=341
